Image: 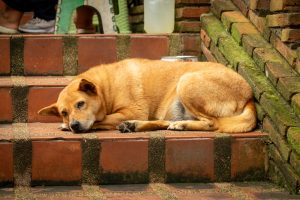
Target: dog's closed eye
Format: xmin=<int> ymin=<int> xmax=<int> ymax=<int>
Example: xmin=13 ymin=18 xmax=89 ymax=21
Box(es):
xmin=76 ymin=101 xmax=85 ymax=109
xmin=61 ymin=110 xmax=68 ymax=117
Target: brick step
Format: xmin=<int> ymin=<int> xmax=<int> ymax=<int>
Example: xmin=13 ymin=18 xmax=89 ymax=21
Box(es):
xmin=0 ymin=34 xmax=201 ymax=76
xmin=0 ymin=123 xmax=267 ymax=186
xmin=0 ymin=76 xmax=73 ymax=123
xmin=1 ymin=182 xmax=298 ymax=199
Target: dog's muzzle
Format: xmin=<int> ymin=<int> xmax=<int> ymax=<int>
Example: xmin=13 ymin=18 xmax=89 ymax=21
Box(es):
xmin=70 ymin=120 xmax=84 ymax=133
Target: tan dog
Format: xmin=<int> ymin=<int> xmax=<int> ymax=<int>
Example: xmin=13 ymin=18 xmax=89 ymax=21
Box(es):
xmin=38 ymin=58 xmax=256 ymax=133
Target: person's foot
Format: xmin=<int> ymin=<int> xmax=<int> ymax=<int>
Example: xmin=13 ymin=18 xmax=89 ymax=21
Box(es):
xmin=0 ymin=8 xmax=22 ymax=33
xmin=18 ymin=17 xmax=55 ymax=33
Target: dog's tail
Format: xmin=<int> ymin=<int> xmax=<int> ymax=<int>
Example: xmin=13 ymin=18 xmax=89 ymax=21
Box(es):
xmin=216 ymin=100 xmax=257 ymax=133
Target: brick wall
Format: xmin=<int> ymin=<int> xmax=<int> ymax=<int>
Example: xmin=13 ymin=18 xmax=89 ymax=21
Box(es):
xmin=201 ymin=0 xmax=300 ymax=194
xmin=129 ymin=0 xmax=211 ymax=33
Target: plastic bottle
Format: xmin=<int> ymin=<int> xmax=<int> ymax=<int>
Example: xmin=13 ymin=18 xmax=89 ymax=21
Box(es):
xmin=144 ymin=0 xmax=175 ymax=34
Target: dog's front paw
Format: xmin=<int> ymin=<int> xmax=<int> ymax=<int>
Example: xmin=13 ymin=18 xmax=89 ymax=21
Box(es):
xmin=59 ymin=123 xmax=70 ymax=131
xmin=117 ymin=121 xmax=136 ymax=133
xmin=168 ymin=122 xmax=185 ymax=131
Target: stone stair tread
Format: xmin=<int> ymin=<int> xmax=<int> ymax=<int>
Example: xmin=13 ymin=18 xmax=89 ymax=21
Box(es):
xmin=1 ymin=182 xmax=298 ymax=200
xmin=0 ymin=76 xmax=74 ymax=87
xmin=0 ymin=123 xmax=267 ymax=141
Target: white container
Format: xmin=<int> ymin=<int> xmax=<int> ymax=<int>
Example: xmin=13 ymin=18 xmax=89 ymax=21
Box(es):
xmin=161 ymin=56 xmax=198 ymax=62
xmin=144 ymin=0 xmax=175 ymax=34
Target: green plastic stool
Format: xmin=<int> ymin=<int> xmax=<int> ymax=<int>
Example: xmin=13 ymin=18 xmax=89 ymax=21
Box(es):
xmin=55 ymin=0 xmax=131 ymax=34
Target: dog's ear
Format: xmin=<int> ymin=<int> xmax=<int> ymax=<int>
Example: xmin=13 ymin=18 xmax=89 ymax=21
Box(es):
xmin=78 ymin=79 xmax=97 ymax=95
xmin=38 ymin=103 xmax=60 ymax=117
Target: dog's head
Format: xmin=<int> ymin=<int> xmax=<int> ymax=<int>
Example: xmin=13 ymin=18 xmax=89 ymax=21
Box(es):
xmin=38 ymin=78 xmax=105 ymax=133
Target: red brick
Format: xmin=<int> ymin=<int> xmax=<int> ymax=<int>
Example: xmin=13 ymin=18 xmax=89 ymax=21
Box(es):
xmin=250 ymin=0 xmax=270 ymax=10
xmin=24 ymin=37 xmax=63 ymax=75
xmin=175 ymin=21 xmax=201 ymax=33
xmin=28 ymin=87 xmax=63 ymax=123
xmin=231 ymin=22 xmax=259 ymax=44
xmin=281 ymin=28 xmax=300 ymax=42
xmin=267 ymin=13 xmax=300 ymax=27
xmin=231 ymin=0 xmax=249 ymax=16
xmin=221 ymin=11 xmax=249 ymax=31
xmin=104 ymin=194 xmax=161 ymax=200
xmin=0 ymin=143 xmax=13 ymax=182
xmin=0 ymin=37 xmax=10 ymax=74
xmin=200 ymin=29 xmax=211 ymax=48
xmin=201 ymin=42 xmax=217 ymax=62
xmin=165 ymin=138 xmax=215 ymax=181
xmin=130 ymin=36 xmax=169 ymax=59
xmin=176 ymin=7 xmax=210 ymax=19
xmin=270 ymin=32 xmax=297 ymax=66
xmin=32 ymin=141 xmax=82 ymax=182
xmin=100 ymin=140 xmax=148 ymax=173
xmin=181 ymin=34 xmax=200 ymax=52
xmin=0 ymin=88 xmax=12 ymax=122
xmin=270 ymin=0 xmax=300 ymax=11
xmin=231 ymin=138 xmax=266 ymax=179
xmin=248 ymin=10 xmax=271 ymax=40
xmin=78 ymin=37 xmax=117 ymax=73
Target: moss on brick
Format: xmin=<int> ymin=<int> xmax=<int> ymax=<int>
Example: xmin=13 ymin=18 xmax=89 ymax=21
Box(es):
xmin=63 ymin=36 xmax=78 ymax=76
xmin=263 ymin=117 xmax=291 ymax=160
xmin=100 ymin=172 xmax=149 ymax=184
xmin=290 ymin=152 xmax=300 ymax=177
xmin=214 ymin=134 xmax=231 ymax=182
xmin=238 ymin=64 xmax=274 ymax=100
xmin=116 ymin=35 xmax=130 ymax=60
xmin=210 ymin=42 xmax=229 ymax=65
xmin=277 ymin=77 xmax=300 ymax=101
xmin=200 ymin=14 xmax=229 ymax=45
xmin=255 ymin=102 xmax=266 ymax=121
xmin=253 ymin=48 xmax=285 ymax=71
xmin=211 ymin=0 xmax=238 ymax=18
xmin=292 ymin=94 xmax=300 ymax=119
xmin=261 ymin=92 xmax=300 ymax=135
xmin=242 ymin=34 xmax=272 ymax=56
xmin=10 ymin=36 xmax=24 ymax=75
xmin=218 ymin=37 xmax=255 ymax=70
xmin=169 ymin=34 xmax=182 ymax=56
xmin=287 ymin=127 xmax=300 ymax=156
xmin=231 ymin=22 xmax=259 ymax=44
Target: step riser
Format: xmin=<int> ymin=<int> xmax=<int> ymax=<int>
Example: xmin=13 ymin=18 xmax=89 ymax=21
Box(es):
xmin=0 ymin=34 xmax=200 ymax=76
xmin=0 ymin=129 xmax=266 ymax=186
xmin=0 ymin=77 xmax=71 ymax=123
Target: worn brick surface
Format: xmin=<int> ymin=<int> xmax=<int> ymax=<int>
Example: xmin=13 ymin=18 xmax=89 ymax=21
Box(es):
xmin=242 ymin=34 xmax=271 ymax=56
xmin=250 ymin=0 xmax=270 ymax=10
xmin=0 ymin=88 xmax=12 ymax=122
xmin=175 ymin=21 xmax=201 ymax=33
xmin=32 ymin=141 xmax=82 ymax=182
xmin=176 ymin=7 xmax=210 ymax=19
xmin=28 ymin=87 xmax=63 ymax=123
xmin=221 ymin=11 xmax=248 ymax=31
xmin=0 ymin=143 xmax=13 ymax=182
xmin=181 ymin=34 xmax=201 ymax=54
xmin=248 ymin=10 xmax=271 ymax=41
xmin=231 ymin=22 xmax=259 ymax=44
xmin=200 ymin=29 xmax=211 ymax=48
xmin=292 ymin=93 xmax=300 ymax=118
xmin=24 ymin=37 xmax=63 ymax=75
xmin=253 ymin=48 xmax=284 ymax=71
xmin=165 ymin=138 xmax=215 ymax=182
xmin=263 ymin=117 xmax=291 ymax=160
xmin=270 ymin=0 xmax=300 ymax=11
xmin=231 ymin=0 xmax=249 ymax=16
xmin=100 ymin=140 xmax=148 ymax=173
xmin=130 ymin=36 xmax=169 ymax=59
xmin=231 ymin=138 xmax=266 ymax=180
xmin=267 ymin=13 xmax=300 ymax=27
xmin=270 ymin=32 xmax=297 ymax=66
xmin=281 ymin=28 xmax=300 ymax=42
xmin=78 ymin=37 xmax=117 ymax=73
xmin=201 ymin=43 xmax=217 ymax=62
xmin=265 ymin=62 xmax=296 ymax=86
xmin=0 ymin=37 xmax=10 ymax=74
xmin=211 ymin=0 xmax=238 ymax=18
xmin=277 ymin=77 xmax=300 ymax=100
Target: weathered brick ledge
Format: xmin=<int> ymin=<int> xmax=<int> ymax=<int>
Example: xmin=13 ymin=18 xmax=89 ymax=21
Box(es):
xmin=201 ymin=0 xmax=300 ymax=194
xmin=0 ymin=123 xmax=267 ymax=186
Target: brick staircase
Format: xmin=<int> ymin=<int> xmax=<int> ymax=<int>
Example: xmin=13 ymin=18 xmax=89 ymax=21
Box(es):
xmin=0 ymin=32 xmax=268 ymax=190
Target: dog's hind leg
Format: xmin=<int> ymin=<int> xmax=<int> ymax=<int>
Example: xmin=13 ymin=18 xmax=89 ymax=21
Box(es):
xmin=118 ymin=120 xmax=171 ymax=133
xmin=168 ymin=119 xmax=217 ymax=131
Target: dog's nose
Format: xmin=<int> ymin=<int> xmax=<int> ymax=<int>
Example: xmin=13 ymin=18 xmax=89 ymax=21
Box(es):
xmin=70 ymin=120 xmax=81 ymax=132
